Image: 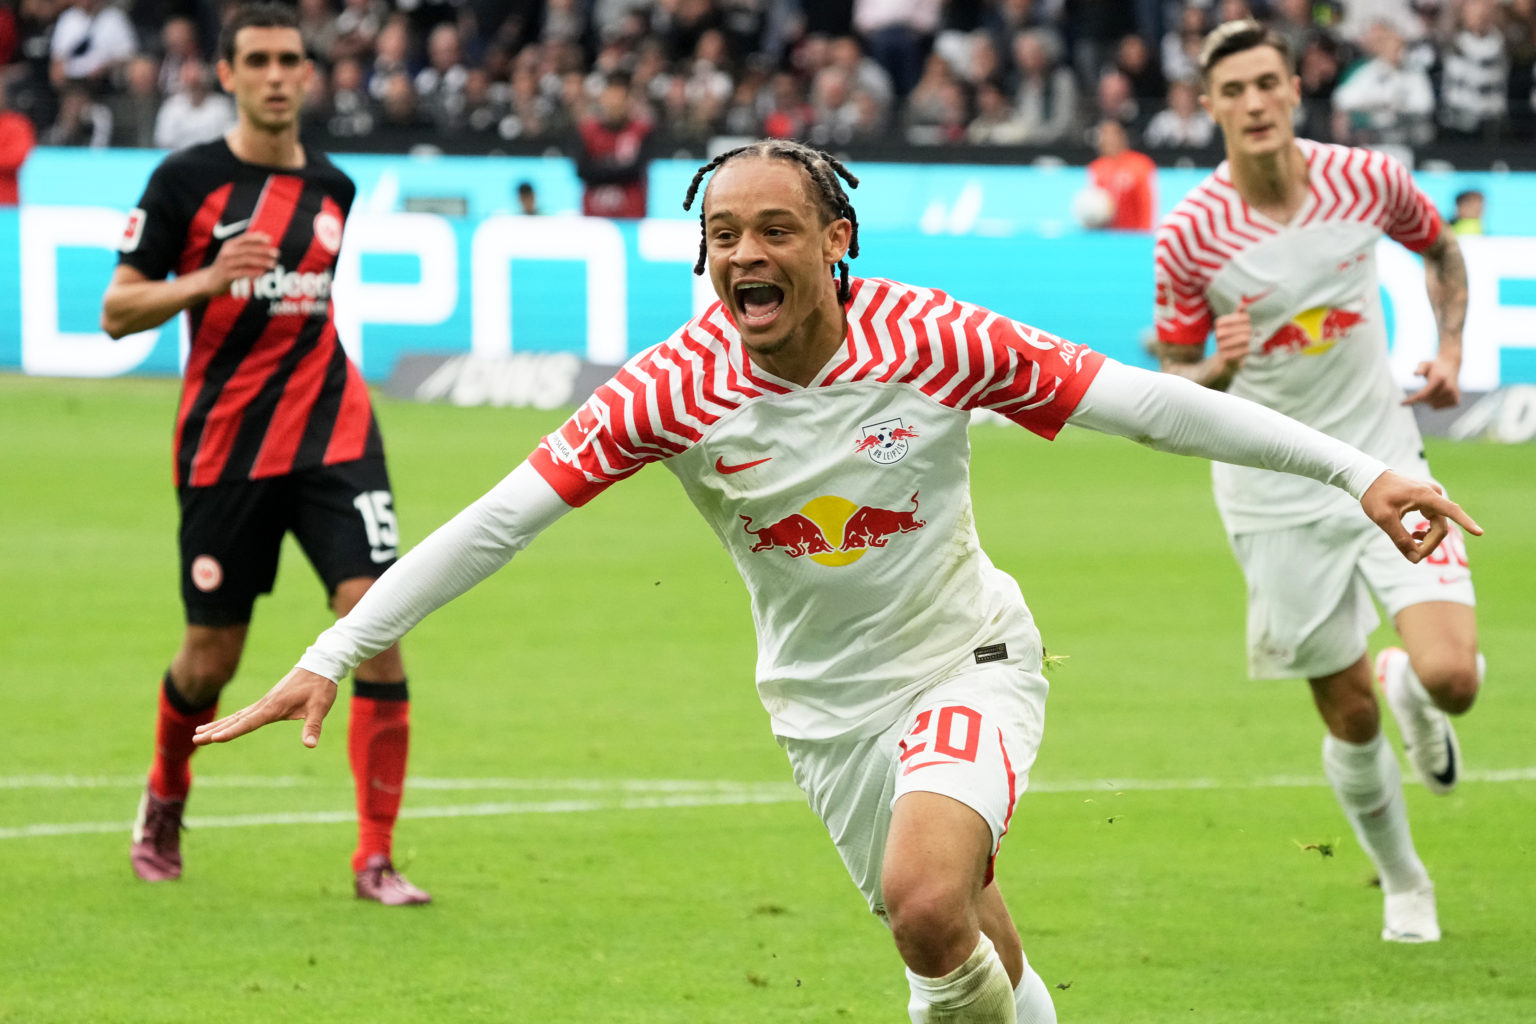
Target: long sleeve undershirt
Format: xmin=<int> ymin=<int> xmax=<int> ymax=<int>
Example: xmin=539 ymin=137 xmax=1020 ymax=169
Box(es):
xmin=1068 ymin=358 xmax=1387 ymax=497
xmin=297 ymin=357 xmax=1388 ymax=683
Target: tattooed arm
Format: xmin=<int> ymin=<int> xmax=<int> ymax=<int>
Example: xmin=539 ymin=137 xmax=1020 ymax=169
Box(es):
xmin=1408 ymin=228 xmax=1468 ymax=408
xmin=1155 ymin=305 xmax=1252 ymax=392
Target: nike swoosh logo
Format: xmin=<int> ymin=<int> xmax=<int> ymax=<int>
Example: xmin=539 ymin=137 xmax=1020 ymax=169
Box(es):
xmin=715 ymin=456 xmax=772 ymax=474
xmin=370 ymin=548 xmax=397 ymax=563
xmin=901 ymin=759 xmax=956 ymax=776
xmin=1239 ymin=287 xmax=1275 ymax=309
xmin=211 ymin=218 xmax=251 ymax=240
xmin=1431 ymin=734 xmax=1457 ymax=788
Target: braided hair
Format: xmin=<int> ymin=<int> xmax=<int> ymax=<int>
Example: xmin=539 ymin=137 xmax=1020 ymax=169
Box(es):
xmin=681 ymin=140 xmax=861 ymax=304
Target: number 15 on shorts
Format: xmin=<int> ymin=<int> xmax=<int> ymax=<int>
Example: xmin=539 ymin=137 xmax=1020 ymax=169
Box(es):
xmin=353 ymin=490 xmax=399 ymax=563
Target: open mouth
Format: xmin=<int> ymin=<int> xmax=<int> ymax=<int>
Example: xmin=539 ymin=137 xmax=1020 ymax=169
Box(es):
xmin=734 ymin=282 xmax=784 ymax=327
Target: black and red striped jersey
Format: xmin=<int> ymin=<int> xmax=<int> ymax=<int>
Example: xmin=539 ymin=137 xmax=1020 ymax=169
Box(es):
xmin=118 ymin=138 xmax=382 ymax=488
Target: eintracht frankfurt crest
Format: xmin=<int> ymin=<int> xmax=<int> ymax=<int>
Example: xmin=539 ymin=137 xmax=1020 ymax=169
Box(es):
xmin=313 ymin=210 xmax=344 ymax=253
xmin=854 ymin=417 xmax=918 ymax=465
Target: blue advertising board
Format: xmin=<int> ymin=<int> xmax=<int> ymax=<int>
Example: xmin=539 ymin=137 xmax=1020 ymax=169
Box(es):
xmin=4 ymin=147 xmax=1534 ymax=390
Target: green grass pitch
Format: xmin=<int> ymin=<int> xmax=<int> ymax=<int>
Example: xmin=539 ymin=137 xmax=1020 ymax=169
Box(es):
xmin=1 ymin=374 xmax=1532 ymax=1023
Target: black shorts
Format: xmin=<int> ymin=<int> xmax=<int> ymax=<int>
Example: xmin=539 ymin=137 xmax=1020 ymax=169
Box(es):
xmin=178 ymin=457 xmax=399 ymax=627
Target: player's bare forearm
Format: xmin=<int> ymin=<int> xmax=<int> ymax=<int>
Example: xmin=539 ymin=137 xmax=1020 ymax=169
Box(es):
xmin=100 ymin=268 xmax=221 ymax=338
xmin=1402 ymin=231 xmax=1468 ymax=407
xmin=1154 ymin=342 xmax=1236 ymax=391
xmin=102 ymin=233 xmax=278 ymax=339
xmin=1422 ymin=230 xmax=1467 ymax=356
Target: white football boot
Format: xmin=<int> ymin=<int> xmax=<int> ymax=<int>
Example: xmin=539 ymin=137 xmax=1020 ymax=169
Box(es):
xmin=1382 ymin=883 xmax=1441 ymax=943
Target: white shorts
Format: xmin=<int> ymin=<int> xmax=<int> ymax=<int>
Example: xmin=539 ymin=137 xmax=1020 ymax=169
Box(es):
xmin=1231 ymin=509 xmax=1475 ymax=680
xmin=780 ymin=646 xmax=1049 ymax=916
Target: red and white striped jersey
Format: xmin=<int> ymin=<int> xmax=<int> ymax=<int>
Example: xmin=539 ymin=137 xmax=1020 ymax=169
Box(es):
xmin=1154 ymin=140 xmax=1441 ymax=533
xmin=531 ymin=277 xmax=1104 ymax=740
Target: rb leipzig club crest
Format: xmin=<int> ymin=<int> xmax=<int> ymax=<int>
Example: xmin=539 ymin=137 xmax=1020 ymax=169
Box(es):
xmin=854 ymin=417 xmax=918 ymax=465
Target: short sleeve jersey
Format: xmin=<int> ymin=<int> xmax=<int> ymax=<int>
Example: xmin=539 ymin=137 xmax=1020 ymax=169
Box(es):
xmin=531 ymin=277 xmax=1105 ymax=741
xmin=118 ymin=139 xmax=381 ymax=488
xmin=1153 ymin=140 xmax=1441 ymax=533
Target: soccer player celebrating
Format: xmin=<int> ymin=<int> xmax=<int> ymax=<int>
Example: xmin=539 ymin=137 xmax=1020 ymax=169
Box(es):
xmin=100 ymin=3 xmax=428 ymax=906
xmin=198 ymin=140 xmax=1477 ymax=1020
xmin=1152 ymin=20 xmax=1482 ymax=942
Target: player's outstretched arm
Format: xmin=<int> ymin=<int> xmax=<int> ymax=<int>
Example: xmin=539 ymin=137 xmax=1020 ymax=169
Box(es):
xmin=1359 ymin=470 xmax=1482 ymax=563
xmin=197 ymin=460 xmax=574 ymax=750
xmin=1067 ymin=359 xmax=1483 ymax=562
xmin=194 ymin=667 xmax=338 ymax=748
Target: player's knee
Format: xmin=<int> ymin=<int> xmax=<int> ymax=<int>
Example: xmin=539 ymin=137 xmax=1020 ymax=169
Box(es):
xmin=176 ymin=654 xmax=238 ymax=696
xmin=1414 ymin=658 xmax=1480 ymax=715
xmin=175 ymin=639 xmax=242 ymax=696
xmin=331 ymin=576 xmax=377 ymax=617
xmin=883 ymin=874 xmax=973 ymax=973
xmin=1327 ymin=696 xmax=1380 ymax=744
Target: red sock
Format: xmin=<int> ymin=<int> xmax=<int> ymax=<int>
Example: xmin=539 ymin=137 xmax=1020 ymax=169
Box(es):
xmin=348 ymin=682 xmax=411 ymax=873
xmin=148 ymin=673 xmax=217 ymax=803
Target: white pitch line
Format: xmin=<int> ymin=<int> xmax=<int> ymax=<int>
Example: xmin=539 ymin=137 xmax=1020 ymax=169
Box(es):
xmin=0 ymin=788 xmax=806 ymax=840
xmin=4 ymin=768 xmax=1535 ymax=793
xmin=1030 ymin=766 xmax=1536 ymax=791
xmin=0 ymin=774 xmax=801 ymax=792
xmin=4 ymin=769 xmax=1533 ymax=842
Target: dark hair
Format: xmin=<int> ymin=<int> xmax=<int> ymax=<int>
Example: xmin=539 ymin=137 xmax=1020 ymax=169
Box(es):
xmin=681 ymin=140 xmax=861 ymax=303
xmin=1198 ymin=19 xmax=1293 ymax=85
xmin=1453 ymin=189 xmax=1483 ymax=206
xmin=219 ymin=2 xmax=302 ymax=64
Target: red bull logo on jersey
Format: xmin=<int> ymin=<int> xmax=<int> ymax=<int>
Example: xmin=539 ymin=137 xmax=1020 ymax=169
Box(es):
xmin=739 ymin=492 xmax=927 ymax=566
xmin=854 ymin=418 xmax=919 ymax=464
xmin=1261 ymin=305 xmax=1366 ymax=357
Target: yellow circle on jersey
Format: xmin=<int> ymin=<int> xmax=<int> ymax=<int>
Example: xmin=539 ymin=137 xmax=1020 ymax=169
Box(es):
xmin=800 ymin=495 xmax=864 ymax=567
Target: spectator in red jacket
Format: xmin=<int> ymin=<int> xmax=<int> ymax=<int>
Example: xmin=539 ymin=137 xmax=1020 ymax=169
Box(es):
xmin=1086 ymin=118 xmax=1157 ymax=230
xmin=575 ymin=72 xmax=653 ymax=219
xmin=0 ymin=77 xmax=37 ymax=204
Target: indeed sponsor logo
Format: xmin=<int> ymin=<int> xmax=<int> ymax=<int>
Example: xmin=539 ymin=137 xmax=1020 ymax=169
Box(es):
xmin=230 ymin=264 xmax=334 ymax=302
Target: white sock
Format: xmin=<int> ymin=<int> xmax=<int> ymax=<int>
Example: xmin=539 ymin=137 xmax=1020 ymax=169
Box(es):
xmin=907 ymin=932 xmax=1018 ymax=1024
xmin=1321 ymin=733 xmax=1430 ymax=894
xmin=1013 ymin=957 xmax=1057 ymax=1024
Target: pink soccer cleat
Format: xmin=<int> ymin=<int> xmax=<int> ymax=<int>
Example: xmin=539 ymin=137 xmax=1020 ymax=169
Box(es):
xmin=130 ymin=788 xmax=186 ymax=882
xmin=355 ymin=854 xmax=432 ymax=906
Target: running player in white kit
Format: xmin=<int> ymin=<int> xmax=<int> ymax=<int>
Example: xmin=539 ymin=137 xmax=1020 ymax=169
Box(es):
xmin=197 ymin=140 xmax=1478 ymax=1022
xmin=1154 ymin=21 xmax=1483 ymax=944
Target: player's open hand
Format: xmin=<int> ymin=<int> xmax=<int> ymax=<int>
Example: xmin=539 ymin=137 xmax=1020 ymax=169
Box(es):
xmin=1404 ymin=353 xmax=1463 ymax=409
xmin=193 ymin=667 xmax=338 ymax=749
xmin=1212 ymin=309 xmax=1251 ymax=371
xmin=1360 ymin=470 xmax=1482 ymax=563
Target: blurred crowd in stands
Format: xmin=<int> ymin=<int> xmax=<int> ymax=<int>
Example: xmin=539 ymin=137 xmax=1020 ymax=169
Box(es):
xmin=0 ymin=0 xmax=1533 ymax=160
